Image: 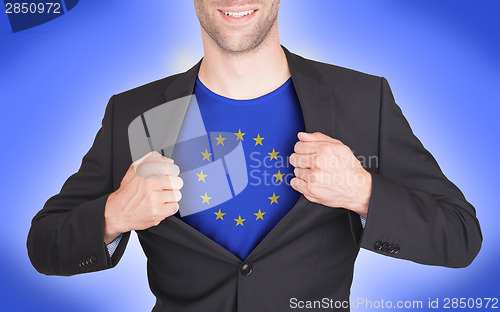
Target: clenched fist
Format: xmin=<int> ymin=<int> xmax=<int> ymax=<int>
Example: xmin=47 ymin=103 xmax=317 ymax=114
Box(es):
xmin=103 ymin=151 xmax=183 ymax=244
xmin=289 ymin=132 xmax=372 ymax=219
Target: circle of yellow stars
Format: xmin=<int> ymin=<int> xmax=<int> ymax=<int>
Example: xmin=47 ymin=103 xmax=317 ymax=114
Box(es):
xmin=195 ymin=130 xmax=286 ymax=227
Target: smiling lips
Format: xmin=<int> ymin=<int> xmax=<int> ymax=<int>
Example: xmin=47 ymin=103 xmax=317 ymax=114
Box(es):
xmin=220 ymin=9 xmax=256 ymax=18
xmin=218 ymin=8 xmax=258 ymax=24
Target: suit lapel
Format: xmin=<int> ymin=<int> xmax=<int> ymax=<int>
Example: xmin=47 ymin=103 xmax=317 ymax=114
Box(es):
xmin=246 ymin=47 xmax=337 ymax=258
xmin=156 ymin=46 xmax=338 ymax=261
xmin=163 ymin=60 xmax=201 ymax=102
xmin=283 ymin=46 xmax=336 ymax=136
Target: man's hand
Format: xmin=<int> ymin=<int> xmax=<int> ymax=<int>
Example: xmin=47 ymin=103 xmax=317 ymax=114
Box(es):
xmin=103 ymin=151 xmax=183 ymax=244
xmin=289 ymin=132 xmax=372 ymax=219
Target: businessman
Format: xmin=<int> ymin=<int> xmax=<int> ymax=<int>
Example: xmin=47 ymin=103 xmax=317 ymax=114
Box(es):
xmin=27 ymin=0 xmax=482 ymax=311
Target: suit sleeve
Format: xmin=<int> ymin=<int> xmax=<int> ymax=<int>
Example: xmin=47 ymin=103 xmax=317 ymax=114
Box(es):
xmin=27 ymin=95 xmax=131 ymax=276
xmin=354 ymin=77 xmax=482 ymax=268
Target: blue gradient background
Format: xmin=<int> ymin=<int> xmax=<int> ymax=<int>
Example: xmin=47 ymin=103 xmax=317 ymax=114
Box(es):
xmin=1 ymin=1 xmax=498 ymax=311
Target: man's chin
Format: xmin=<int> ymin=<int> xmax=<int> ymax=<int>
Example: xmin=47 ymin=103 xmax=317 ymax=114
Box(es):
xmin=216 ymin=37 xmax=265 ymax=55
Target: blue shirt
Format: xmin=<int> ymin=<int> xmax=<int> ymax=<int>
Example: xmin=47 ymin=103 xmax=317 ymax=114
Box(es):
xmin=172 ymin=77 xmax=305 ymax=260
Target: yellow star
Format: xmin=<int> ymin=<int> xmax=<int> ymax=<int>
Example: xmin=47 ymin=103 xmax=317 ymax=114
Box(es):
xmin=201 ymin=149 xmax=212 ymax=161
xmin=234 ymin=129 xmax=245 ymax=141
xmin=196 ymin=170 xmax=207 ymax=182
xmin=201 ymin=192 xmax=212 ymax=204
xmin=214 ymin=209 xmax=226 ymax=220
xmin=268 ymin=148 xmax=279 ymax=160
xmin=268 ymin=192 xmax=280 ymax=205
xmin=215 ymin=133 xmax=226 ymax=146
xmin=253 ymin=134 xmax=264 ymax=146
xmin=273 ymin=170 xmax=285 ymax=182
xmin=254 ymin=209 xmax=266 ymax=220
xmin=234 ymin=215 xmax=246 ymax=226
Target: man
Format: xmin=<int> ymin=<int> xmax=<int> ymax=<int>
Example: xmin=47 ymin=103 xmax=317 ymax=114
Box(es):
xmin=27 ymin=0 xmax=482 ymax=311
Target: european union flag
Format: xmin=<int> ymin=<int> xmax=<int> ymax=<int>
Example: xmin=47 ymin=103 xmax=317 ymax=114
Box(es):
xmin=128 ymin=76 xmax=304 ymax=259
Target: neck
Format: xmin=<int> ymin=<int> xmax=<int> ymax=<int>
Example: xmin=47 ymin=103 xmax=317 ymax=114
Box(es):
xmin=198 ymin=24 xmax=291 ymax=100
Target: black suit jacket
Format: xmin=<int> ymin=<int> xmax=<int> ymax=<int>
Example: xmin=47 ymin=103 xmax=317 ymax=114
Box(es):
xmin=27 ymin=46 xmax=482 ymax=311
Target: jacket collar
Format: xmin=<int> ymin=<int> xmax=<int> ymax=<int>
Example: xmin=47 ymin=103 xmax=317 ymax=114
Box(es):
xmin=163 ymin=45 xmax=336 ymax=138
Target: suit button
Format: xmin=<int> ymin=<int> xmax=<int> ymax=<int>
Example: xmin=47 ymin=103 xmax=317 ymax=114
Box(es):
xmin=89 ymin=256 xmax=97 ymax=266
xmin=393 ymin=245 xmax=400 ymax=254
xmin=374 ymin=241 xmax=383 ymax=250
xmin=387 ymin=244 xmax=394 ymax=253
xmin=79 ymin=259 xmax=87 ymax=267
xmin=240 ymin=263 xmax=253 ymax=276
xmin=84 ymin=258 xmax=90 ymax=266
xmin=381 ymin=242 xmax=388 ymax=252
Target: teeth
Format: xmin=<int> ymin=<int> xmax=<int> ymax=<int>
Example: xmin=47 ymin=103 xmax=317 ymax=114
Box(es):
xmin=223 ymin=10 xmax=255 ymax=18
